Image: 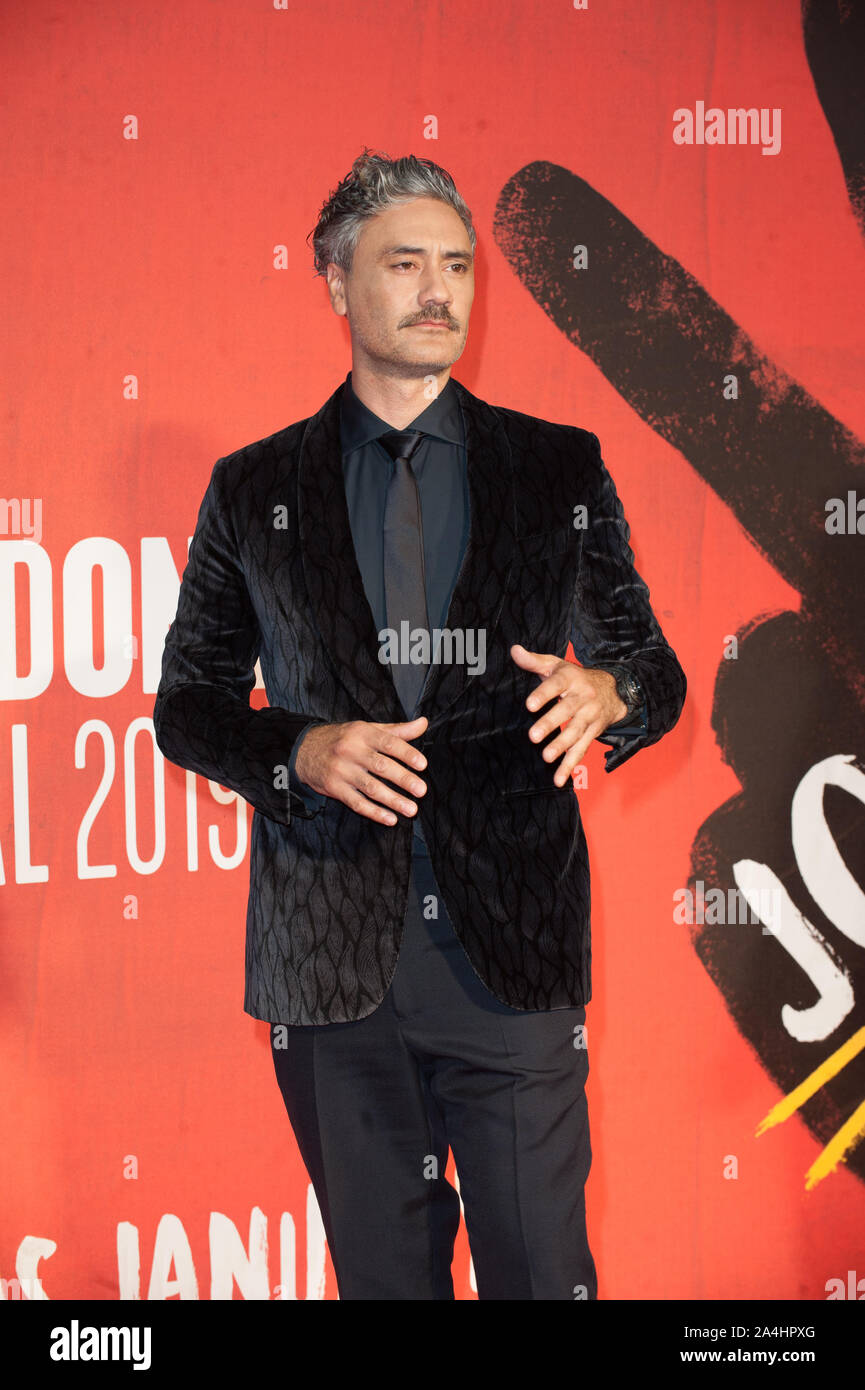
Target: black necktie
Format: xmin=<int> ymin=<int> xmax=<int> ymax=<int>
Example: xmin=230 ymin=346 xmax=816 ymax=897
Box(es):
xmin=378 ymin=429 xmax=429 ymax=716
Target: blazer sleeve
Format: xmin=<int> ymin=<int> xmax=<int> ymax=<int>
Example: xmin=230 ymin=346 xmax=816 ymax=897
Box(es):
xmin=570 ymin=433 xmax=687 ymax=772
xmin=153 ymin=456 xmax=325 ymax=823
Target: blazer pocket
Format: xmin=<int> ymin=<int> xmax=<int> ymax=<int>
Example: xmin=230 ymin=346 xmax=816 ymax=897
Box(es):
xmin=489 ymin=781 xmax=580 ymax=846
xmin=512 ymin=525 xmax=576 ymax=565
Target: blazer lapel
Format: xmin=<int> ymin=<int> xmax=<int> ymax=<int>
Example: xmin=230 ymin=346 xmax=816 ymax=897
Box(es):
xmin=298 ymin=381 xmax=402 ymax=723
xmin=297 ymin=377 xmax=517 ymax=727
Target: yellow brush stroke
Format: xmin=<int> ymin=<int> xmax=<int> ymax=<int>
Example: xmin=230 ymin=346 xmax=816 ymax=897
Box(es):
xmin=804 ymin=1099 xmax=865 ymax=1190
xmin=754 ymin=1025 xmax=865 ymax=1189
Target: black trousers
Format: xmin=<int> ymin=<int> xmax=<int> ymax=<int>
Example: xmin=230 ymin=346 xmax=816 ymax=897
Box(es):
xmin=270 ymin=849 xmax=597 ymax=1300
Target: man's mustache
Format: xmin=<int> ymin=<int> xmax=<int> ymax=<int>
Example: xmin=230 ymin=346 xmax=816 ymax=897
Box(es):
xmin=402 ymin=312 xmax=459 ymax=329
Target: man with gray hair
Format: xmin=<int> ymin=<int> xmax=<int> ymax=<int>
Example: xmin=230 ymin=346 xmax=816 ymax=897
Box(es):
xmin=154 ymin=148 xmax=686 ymax=1300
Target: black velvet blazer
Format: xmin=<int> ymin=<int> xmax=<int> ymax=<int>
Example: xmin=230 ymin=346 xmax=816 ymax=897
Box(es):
xmin=153 ymin=377 xmax=686 ymax=1023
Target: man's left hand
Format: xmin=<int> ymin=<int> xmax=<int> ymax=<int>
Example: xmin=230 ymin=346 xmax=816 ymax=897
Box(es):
xmin=510 ymin=644 xmax=628 ymax=786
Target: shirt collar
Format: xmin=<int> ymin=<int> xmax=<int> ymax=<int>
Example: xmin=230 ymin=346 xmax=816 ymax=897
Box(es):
xmin=339 ymin=370 xmax=464 ymax=453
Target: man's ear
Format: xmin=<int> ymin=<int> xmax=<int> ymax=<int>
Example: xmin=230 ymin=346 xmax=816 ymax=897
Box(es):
xmin=326 ymin=263 xmax=347 ymax=318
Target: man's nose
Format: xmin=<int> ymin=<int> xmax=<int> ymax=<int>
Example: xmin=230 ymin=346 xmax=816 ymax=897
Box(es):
xmin=418 ymin=267 xmax=451 ymax=301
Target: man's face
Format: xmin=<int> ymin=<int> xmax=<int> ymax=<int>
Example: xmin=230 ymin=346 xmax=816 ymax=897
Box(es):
xmin=326 ymin=196 xmax=474 ymax=377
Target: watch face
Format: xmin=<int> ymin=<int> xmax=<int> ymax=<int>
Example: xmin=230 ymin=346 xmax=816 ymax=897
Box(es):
xmin=619 ymin=673 xmax=640 ymax=712
xmin=602 ymin=666 xmax=639 ymax=716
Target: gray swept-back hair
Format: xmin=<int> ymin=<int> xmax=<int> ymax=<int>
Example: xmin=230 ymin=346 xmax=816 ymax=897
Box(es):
xmin=309 ymin=147 xmax=476 ymax=277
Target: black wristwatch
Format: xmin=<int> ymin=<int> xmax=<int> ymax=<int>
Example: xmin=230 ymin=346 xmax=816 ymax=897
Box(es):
xmin=596 ymin=664 xmax=643 ymax=721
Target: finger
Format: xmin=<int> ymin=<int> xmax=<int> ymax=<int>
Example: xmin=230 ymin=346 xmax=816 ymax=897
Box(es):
xmin=539 ymin=706 xmax=595 ymax=763
xmin=545 ymin=711 xmax=601 ymax=781
xmin=376 ymin=727 xmax=428 ymax=771
xmin=552 ymin=730 xmax=597 ymax=786
xmin=510 ymin=644 xmax=559 ymax=676
xmin=384 ymin=716 xmax=428 ymax=732
xmin=525 ymin=661 xmax=577 ymax=712
xmin=363 ymin=750 xmax=427 ymax=798
xmin=528 ymin=693 xmax=583 ymax=747
xmin=536 ymin=681 xmax=609 ymax=750
xmin=341 ymin=787 xmax=400 ymax=826
xmin=349 ymin=772 xmax=420 ymax=818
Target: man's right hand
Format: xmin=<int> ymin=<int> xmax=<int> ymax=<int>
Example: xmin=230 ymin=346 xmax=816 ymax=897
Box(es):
xmin=293 ymin=717 xmax=429 ymax=825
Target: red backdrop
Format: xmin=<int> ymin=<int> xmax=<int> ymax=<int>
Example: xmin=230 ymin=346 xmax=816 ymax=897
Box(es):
xmin=3 ymin=0 xmax=864 ymax=1300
